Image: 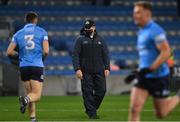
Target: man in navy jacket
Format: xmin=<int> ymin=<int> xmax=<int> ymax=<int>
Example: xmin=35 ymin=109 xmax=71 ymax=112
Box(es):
xmin=72 ymin=20 xmax=110 ymax=119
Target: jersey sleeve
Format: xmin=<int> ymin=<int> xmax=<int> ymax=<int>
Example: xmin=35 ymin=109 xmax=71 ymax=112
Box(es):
xmin=151 ymin=26 xmax=167 ymax=45
xmin=42 ymin=30 xmax=48 ymax=42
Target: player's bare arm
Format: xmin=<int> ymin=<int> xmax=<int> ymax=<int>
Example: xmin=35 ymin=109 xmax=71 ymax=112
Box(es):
xmin=6 ymin=42 xmax=17 ymax=56
xmin=43 ymin=39 xmax=49 ymax=56
xmin=151 ymin=40 xmax=171 ymax=71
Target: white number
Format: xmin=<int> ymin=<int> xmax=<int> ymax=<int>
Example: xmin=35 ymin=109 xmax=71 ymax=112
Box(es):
xmin=25 ymin=35 xmax=35 ymax=50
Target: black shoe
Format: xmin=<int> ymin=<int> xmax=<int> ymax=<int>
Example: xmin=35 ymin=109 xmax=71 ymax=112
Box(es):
xmin=89 ymin=115 xmax=100 ymax=119
xmin=31 ymin=119 xmax=38 ymax=122
xmin=19 ymin=96 xmax=27 ymax=114
xmin=30 ymin=117 xmax=37 ymax=122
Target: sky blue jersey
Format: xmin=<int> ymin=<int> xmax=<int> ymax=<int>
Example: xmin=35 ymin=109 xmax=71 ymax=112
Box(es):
xmin=137 ymin=20 xmax=169 ymax=78
xmin=12 ymin=23 xmax=48 ymax=67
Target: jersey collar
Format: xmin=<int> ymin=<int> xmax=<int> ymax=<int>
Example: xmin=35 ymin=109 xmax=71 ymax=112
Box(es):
xmin=143 ymin=20 xmax=154 ymax=29
xmin=24 ymin=23 xmax=36 ymax=28
xmin=138 ymin=20 xmax=153 ymax=35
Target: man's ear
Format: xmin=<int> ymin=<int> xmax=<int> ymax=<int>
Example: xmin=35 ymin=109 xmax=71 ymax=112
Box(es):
xmin=145 ymin=10 xmax=151 ymax=18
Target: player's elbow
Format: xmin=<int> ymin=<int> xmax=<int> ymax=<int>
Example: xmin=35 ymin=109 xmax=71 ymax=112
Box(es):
xmin=167 ymin=51 xmax=171 ymax=57
xmin=43 ymin=50 xmax=49 ymax=56
xmin=44 ymin=52 xmax=49 ymax=56
xmin=6 ymin=51 xmax=10 ymax=56
xmin=161 ymin=50 xmax=170 ymax=59
xmin=6 ymin=50 xmax=13 ymax=56
xmin=165 ymin=49 xmax=171 ymax=57
xmin=165 ymin=51 xmax=171 ymax=60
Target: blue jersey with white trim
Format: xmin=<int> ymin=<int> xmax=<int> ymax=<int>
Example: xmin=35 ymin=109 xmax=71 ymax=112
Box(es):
xmin=137 ymin=20 xmax=169 ymax=78
xmin=12 ymin=23 xmax=48 ymax=67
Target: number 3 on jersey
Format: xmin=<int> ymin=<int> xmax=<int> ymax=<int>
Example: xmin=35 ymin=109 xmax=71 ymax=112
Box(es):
xmin=25 ymin=35 xmax=35 ymax=50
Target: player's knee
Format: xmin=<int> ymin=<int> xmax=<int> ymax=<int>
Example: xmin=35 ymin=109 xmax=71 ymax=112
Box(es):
xmin=33 ymin=92 xmax=41 ymax=101
xmin=130 ymin=103 xmax=142 ymax=114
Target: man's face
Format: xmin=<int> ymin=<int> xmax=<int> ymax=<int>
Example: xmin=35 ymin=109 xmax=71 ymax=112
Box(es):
xmin=85 ymin=26 xmax=96 ymax=33
xmin=90 ymin=26 xmax=95 ymax=32
xmin=133 ymin=6 xmax=150 ymax=26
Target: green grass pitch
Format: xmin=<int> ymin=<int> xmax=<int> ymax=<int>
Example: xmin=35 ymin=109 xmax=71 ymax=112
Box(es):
xmin=0 ymin=95 xmax=179 ymax=121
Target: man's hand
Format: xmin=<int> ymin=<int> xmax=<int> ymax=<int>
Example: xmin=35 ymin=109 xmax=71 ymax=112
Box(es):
xmin=138 ymin=68 xmax=153 ymax=78
xmin=8 ymin=52 xmax=19 ymax=66
xmin=7 ymin=51 xmax=19 ymax=66
xmin=104 ymin=70 xmax=110 ymax=77
xmin=124 ymin=70 xmax=138 ymax=84
xmin=76 ymin=70 xmax=83 ymax=80
xmin=124 ymin=68 xmax=153 ymax=84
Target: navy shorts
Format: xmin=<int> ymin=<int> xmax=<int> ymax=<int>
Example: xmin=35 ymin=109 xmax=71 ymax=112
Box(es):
xmin=20 ymin=66 xmax=44 ymax=82
xmin=134 ymin=75 xmax=170 ymax=98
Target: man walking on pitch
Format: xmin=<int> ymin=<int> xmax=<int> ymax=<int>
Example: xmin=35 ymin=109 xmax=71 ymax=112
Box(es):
xmin=72 ymin=20 xmax=110 ymax=119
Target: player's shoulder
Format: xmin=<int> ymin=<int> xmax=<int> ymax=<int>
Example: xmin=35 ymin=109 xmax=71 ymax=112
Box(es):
xmin=150 ymin=21 xmax=165 ymax=33
xmin=13 ymin=28 xmax=24 ymax=38
xmin=35 ymin=25 xmax=47 ymax=34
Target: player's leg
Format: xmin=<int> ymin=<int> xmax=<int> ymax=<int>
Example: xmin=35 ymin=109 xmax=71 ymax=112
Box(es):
xmin=23 ymin=67 xmax=44 ymax=103
xmin=23 ymin=81 xmax=36 ymax=120
xmin=20 ymin=79 xmax=42 ymax=122
xmin=153 ymin=96 xmax=180 ymax=118
xmin=19 ymin=66 xmax=43 ymax=116
xmin=128 ymin=87 xmax=149 ymax=122
xmin=19 ymin=67 xmax=31 ymax=114
xmin=26 ymin=80 xmax=43 ymax=102
xmin=28 ymin=102 xmax=36 ymax=121
xmin=150 ymin=76 xmax=180 ymax=118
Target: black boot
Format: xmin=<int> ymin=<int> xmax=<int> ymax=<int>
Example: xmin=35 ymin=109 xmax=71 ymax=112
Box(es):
xmin=18 ymin=96 xmax=27 ymax=114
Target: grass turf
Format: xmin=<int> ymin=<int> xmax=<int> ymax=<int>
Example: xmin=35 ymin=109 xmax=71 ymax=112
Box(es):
xmin=0 ymin=95 xmax=179 ymax=121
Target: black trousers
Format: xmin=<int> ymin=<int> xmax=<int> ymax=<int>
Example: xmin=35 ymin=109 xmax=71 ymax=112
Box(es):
xmin=81 ymin=72 xmax=106 ymax=116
